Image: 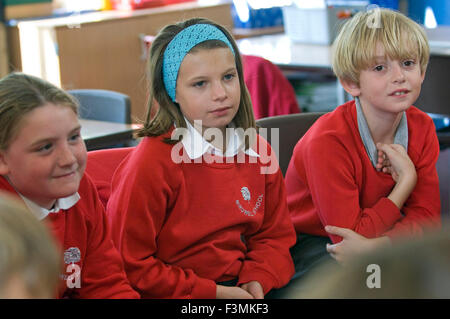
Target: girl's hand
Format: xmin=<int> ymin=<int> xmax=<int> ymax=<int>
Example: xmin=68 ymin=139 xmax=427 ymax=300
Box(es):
xmin=325 ymin=226 xmax=391 ymax=265
xmin=216 ymin=285 xmax=254 ymax=299
xmin=240 ymin=281 xmax=264 ymax=299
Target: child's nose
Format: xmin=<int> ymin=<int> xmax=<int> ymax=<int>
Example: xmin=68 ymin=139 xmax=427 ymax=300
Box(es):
xmin=392 ymin=64 xmax=406 ymax=83
xmin=58 ymin=144 xmax=77 ymax=167
xmin=211 ymin=81 xmax=226 ymax=100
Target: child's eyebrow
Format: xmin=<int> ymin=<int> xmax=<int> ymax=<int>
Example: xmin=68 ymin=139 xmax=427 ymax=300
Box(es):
xmin=70 ymin=125 xmax=82 ymax=133
xmin=28 ymin=125 xmax=81 ymax=148
xmin=223 ymin=67 xmax=237 ymax=74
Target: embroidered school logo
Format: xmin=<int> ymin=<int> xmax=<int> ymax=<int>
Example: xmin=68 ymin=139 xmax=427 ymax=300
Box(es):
xmin=241 ymin=187 xmax=251 ymax=201
xmin=64 ymin=247 xmax=81 ymax=264
xmin=64 ymin=247 xmax=81 ymax=289
xmin=236 ymin=186 xmax=263 ymax=217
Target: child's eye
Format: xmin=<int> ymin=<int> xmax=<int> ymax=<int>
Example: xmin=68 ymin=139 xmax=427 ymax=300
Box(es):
xmin=193 ymin=81 xmax=205 ymax=88
xmin=403 ymin=60 xmax=415 ymax=67
xmin=373 ymin=65 xmax=384 ymax=72
xmin=37 ymin=143 xmax=52 ymax=153
xmin=223 ymin=73 xmax=235 ymax=81
xmin=69 ymin=133 xmax=81 ymax=142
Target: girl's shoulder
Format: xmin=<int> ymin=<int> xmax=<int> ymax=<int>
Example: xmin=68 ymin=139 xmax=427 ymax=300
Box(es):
xmin=114 ymin=129 xmax=183 ymax=184
xmin=130 ymin=129 xmax=178 ymax=165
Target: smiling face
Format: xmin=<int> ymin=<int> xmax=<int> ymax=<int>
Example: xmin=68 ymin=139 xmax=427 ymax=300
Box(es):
xmin=343 ymin=43 xmax=425 ymax=116
xmin=175 ymin=47 xmax=241 ymax=134
xmin=0 ymin=103 xmax=86 ymax=209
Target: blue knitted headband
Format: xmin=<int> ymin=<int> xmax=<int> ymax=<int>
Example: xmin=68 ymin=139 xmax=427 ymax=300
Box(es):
xmin=162 ymin=24 xmax=235 ymax=102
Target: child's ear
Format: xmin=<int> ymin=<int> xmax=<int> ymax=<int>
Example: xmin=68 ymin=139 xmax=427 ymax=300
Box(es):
xmin=0 ymin=151 xmax=10 ymax=175
xmin=420 ymin=68 xmax=427 ymax=83
xmin=340 ymin=78 xmax=361 ymax=97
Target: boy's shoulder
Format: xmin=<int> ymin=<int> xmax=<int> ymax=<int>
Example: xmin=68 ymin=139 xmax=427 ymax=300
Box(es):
xmin=406 ymin=105 xmax=434 ymax=124
xmin=300 ymin=101 xmax=357 ymax=146
xmin=405 ymin=105 xmax=438 ymax=147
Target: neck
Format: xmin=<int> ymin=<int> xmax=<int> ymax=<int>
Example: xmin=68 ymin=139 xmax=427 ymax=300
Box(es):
xmin=206 ymin=126 xmax=228 ymax=153
xmin=5 ymin=175 xmax=56 ymax=209
xmin=190 ymin=120 xmax=228 ymax=153
xmin=28 ymin=196 xmax=56 ymax=210
xmin=359 ymin=102 xmax=403 ymax=145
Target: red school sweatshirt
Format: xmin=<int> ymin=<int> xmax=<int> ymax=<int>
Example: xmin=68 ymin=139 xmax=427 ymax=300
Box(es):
xmin=0 ymin=175 xmax=139 ymax=299
xmin=106 ymin=131 xmax=296 ymax=298
xmin=285 ymin=100 xmax=441 ymax=243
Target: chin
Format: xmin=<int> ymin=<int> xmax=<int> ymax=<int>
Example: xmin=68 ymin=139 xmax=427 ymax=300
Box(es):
xmin=53 ymin=181 xmax=81 ymax=198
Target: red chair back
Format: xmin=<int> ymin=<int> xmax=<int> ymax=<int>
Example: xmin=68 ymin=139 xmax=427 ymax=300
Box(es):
xmin=85 ymin=147 xmax=134 ymax=207
xmin=243 ymin=54 xmax=301 ymax=119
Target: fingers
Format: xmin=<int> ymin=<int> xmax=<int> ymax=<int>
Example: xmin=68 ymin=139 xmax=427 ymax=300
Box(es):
xmin=326 ymin=243 xmax=336 ymax=254
xmin=377 ymin=159 xmax=391 ymax=171
xmin=241 ymin=281 xmax=264 ymax=299
xmin=382 ymin=166 xmax=392 ymax=174
xmin=390 ymin=144 xmax=407 ymax=154
xmin=376 ymin=143 xmax=396 ymax=158
xmin=324 ymin=225 xmax=351 ymax=238
xmin=326 ymin=243 xmax=343 ymax=264
xmin=376 ymin=143 xmax=407 ymax=158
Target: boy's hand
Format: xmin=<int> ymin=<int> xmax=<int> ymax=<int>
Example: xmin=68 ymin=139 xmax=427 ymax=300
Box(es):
xmin=376 ymin=143 xmax=417 ymax=209
xmin=376 ymin=149 xmax=393 ymax=175
xmin=376 ymin=143 xmax=416 ymax=184
xmin=216 ymin=285 xmax=254 ymax=299
xmin=325 ymin=226 xmax=391 ymax=265
xmin=240 ymin=281 xmax=264 ymax=299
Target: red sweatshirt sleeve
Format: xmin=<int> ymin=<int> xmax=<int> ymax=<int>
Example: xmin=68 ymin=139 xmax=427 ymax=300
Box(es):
xmin=383 ymin=118 xmax=441 ymax=240
xmin=237 ymin=147 xmax=296 ymax=294
xmin=77 ymin=176 xmax=139 ymax=299
xmin=298 ymin=136 xmax=403 ymax=243
xmin=107 ymin=144 xmax=216 ymax=299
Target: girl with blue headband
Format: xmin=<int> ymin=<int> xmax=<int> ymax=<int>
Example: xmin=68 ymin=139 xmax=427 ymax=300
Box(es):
xmin=106 ymin=18 xmax=296 ymax=299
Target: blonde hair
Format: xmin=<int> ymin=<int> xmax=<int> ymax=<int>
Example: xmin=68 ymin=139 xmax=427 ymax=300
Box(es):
xmin=332 ymin=8 xmax=429 ymax=84
xmin=0 ymin=192 xmax=60 ymax=298
xmin=137 ymin=18 xmax=256 ymax=147
xmin=0 ymin=72 xmax=79 ymax=151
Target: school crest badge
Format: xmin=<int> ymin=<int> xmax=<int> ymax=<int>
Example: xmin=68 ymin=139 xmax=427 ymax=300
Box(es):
xmin=241 ymin=187 xmax=251 ymax=201
xmin=64 ymin=247 xmax=81 ymax=264
xmin=236 ymin=186 xmax=263 ymax=217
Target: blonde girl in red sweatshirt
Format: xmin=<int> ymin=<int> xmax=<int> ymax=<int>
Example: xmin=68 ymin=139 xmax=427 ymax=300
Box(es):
xmin=106 ymin=18 xmax=296 ymax=299
xmin=0 ymin=72 xmax=139 ymax=299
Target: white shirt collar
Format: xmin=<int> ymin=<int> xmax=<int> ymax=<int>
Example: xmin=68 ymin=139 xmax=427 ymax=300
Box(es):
xmin=179 ymin=117 xmax=260 ymax=160
xmin=19 ymin=193 xmax=80 ymax=221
